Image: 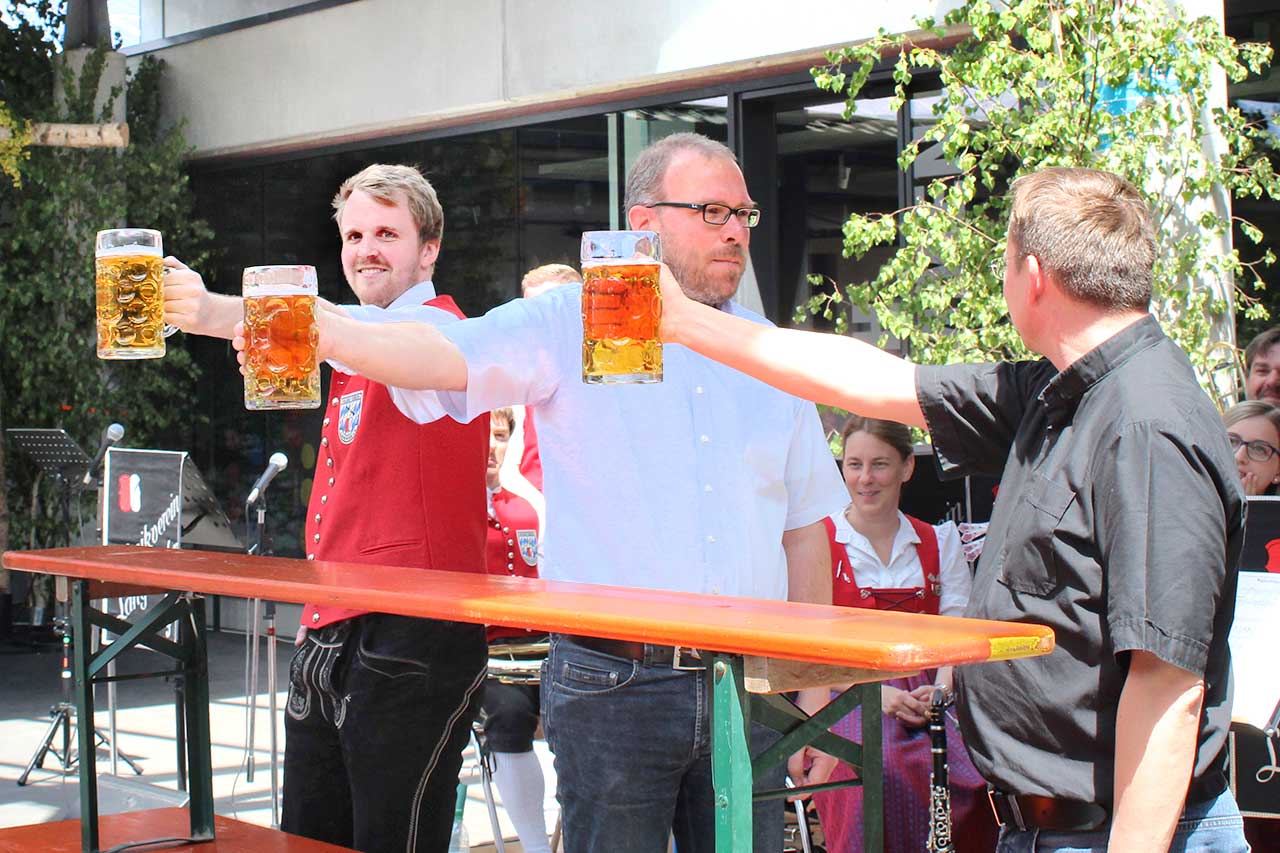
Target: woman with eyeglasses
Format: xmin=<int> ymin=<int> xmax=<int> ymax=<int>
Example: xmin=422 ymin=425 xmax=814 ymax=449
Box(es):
xmin=1223 ymin=401 xmax=1280 ymax=496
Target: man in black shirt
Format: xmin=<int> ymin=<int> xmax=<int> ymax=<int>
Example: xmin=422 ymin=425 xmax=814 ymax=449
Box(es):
xmin=657 ymin=166 xmax=1248 ymax=852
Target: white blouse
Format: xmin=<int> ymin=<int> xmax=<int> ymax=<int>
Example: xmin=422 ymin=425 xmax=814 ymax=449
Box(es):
xmin=830 ymin=509 xmax=972 ymax=617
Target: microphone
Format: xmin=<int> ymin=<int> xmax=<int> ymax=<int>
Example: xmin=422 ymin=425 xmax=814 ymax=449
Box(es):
xmin=246 ymin=452 xmax=289 ymax=505
xmin=83 ymin=423 xmax=125 ymax=485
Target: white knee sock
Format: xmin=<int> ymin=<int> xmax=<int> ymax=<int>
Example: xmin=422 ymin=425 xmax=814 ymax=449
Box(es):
xmin=491 ymin=749 xmax=552 ymax=853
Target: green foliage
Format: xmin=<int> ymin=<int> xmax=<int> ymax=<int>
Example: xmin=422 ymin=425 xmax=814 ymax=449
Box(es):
xmin=810 ymin=0 xmax=1280 ymax=375
xmin=0 ymin=100 xmax=30 ymax=186
xmin=0 ymin=2 xmax=214 ymax=551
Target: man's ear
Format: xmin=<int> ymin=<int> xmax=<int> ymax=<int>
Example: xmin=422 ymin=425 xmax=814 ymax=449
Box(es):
xmin=1025 ymin=253 xmax=1047 ymax=303
xmin=418 ymin=239 xmax=441 ymax=269
xmin=628 ymin=205 xmax=654 ymax=231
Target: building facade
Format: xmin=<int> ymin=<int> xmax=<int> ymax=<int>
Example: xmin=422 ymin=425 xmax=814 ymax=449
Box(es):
xmin=112 ymin=0 xmax=1275 ymax=557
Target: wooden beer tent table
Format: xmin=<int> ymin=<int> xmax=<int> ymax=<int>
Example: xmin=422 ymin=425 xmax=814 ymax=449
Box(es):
xmin=2 ymin=546 xmax=1056 ymax=853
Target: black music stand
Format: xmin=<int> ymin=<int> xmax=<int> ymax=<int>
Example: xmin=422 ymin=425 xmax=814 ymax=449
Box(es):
xmin=6 ymin=428 xmax=142 ymax=785
xmin=6 ymin=429 xmax=93 ymax=548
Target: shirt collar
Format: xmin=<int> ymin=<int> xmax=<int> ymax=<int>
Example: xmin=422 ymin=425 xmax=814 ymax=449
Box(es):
xmin=833 ymin=508 xmax=919 ymax=550
xmin=385 ymin=280 xmax=437 ymax=310
xmin=1038 ymin=314 xmax=1164 ymax=417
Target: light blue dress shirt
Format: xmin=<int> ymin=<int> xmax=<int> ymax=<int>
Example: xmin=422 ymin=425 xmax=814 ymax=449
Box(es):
xmin=335 ymin=280 xmax=458 ymax=422
xmin=383 ymin=284 xmax=847 ymax=601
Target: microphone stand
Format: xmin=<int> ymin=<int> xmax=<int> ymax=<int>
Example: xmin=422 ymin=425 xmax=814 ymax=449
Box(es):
xmin=243 ymin=490 xmax=281 ymax=827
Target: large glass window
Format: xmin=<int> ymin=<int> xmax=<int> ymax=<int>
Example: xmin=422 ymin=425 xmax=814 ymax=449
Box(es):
xmin=181 ymin=81 xmax=934 ymax=556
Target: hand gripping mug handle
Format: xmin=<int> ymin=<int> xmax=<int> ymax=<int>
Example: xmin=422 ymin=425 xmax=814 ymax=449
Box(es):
xmin=161 ymin=266 xmax=179 ymax=337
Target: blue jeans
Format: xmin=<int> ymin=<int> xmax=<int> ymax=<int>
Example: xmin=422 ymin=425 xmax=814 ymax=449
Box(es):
xmin=542 ymin=635 xmax=786 ymax=853
xmin=995 ymin=788 xmax=1250 ymax=852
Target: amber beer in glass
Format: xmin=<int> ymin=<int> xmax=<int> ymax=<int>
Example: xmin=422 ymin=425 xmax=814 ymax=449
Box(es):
xmin=242 ymin=265 xmax=321 ymax=410
xmin=95 ymin=228 xmax=167 ymax=359
xmin=580 ymin=230 xmax=662 ymax=384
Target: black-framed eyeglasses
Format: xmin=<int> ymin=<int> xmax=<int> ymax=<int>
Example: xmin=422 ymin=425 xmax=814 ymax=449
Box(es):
xmin=645 ymin=202 xmax=761 ymax=228
xmin=1228 ymin=432 xmax=1280 ymax=463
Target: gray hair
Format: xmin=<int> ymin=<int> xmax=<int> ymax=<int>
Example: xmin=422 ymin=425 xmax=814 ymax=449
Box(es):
xmin=332 ymin=163 xmax=444 ymax=245
xmin=623 ymin=133 xmax=738 ymax=211
xmin=1007 ymin=167 xmax=1154 ymax=312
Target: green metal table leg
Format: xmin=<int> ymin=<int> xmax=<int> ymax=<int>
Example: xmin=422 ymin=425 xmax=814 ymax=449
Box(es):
xmin=180 ymin=596 xmax=215 ymax=840
xmin=860 ymin=682 xmax=884 ymax=853
xmin=71 ymin=580 xmax=100 ymax=853
xmin=708 ymin=653 xmax=753 ymax=853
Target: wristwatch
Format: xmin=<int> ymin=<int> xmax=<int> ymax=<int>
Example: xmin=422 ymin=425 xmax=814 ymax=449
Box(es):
xmin=932 ymin=683 xmax=955 ymax=707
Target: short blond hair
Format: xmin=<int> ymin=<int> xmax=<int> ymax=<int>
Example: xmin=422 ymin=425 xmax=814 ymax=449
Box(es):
xmin=521 ymin=263 xmax=582 ymax=297
xmin=1007 ymin=167 xmax=1154 ymax=312
xmin=332 ymin=164 xmax=444 ymax=244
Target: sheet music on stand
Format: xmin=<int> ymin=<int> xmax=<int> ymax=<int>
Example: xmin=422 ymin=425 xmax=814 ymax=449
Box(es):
xmin=1230 ymin=572 xmax=1280 ymax=731
xmin=1229 ymin=496 xmax=1280 ymax=817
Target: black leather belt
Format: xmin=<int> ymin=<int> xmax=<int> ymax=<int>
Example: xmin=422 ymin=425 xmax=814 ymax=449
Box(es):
xmin=562 ymin=634 xmax=705 ymax=670
xmin=988 ymin=790 xmax=1109 ymax=832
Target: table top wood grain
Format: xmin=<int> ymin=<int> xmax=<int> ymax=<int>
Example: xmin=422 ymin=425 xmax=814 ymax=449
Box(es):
xmin=3 ymin=545 xmax=1054 ymax=672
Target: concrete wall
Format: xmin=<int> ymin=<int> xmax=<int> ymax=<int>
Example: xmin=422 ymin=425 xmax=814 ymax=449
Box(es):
xmin=136 ymin=0 xmax=960 ymax=158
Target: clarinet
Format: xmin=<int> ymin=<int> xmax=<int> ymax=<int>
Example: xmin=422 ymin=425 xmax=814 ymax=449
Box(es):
xmin=926 ymin=686 xmax=955 ymax=853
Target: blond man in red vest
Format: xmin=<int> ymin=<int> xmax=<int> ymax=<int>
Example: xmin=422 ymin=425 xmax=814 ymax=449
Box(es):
xmin=163 ymin=164 xmax=489 ymax=853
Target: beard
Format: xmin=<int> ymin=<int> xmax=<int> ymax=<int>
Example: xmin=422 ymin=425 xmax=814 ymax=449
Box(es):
xmin=666 ymin=246 xmax=746 ymax=307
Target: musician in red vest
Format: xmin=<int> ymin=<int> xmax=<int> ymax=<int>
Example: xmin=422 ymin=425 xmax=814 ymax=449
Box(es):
xmin=162 ymin=164 xmax=488 ymax=853
xmin=482 ymin=406 xmax=552 ymax=853
xmin=811 ymin=415 xmax=996 ymax=853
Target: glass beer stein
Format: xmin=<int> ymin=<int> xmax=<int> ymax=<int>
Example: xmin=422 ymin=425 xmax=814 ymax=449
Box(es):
xmin=95 ymin=228 xmax=172 ymax=359
xmin=580 ymin=230 xmax=662 ymax=384
xmin=242 ymin=265 xmax=321 ymax=410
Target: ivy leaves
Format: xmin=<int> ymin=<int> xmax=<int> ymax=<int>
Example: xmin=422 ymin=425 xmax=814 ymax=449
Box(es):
xmin=0 ymin=6 xmax=213 ymax=550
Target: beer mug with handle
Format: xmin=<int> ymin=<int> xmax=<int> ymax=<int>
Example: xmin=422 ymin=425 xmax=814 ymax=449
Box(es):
xmin=580 ymin=230 xmax=663 ymax=384
xmin=95 ymin=228 xmax=177 ymax=359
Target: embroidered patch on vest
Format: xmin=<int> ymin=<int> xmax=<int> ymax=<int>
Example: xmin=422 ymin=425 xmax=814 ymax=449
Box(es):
xmin=338 ymin=391 xmax=364 ymax=444
xmin=517 ymin=529 xmax=538 ymax=566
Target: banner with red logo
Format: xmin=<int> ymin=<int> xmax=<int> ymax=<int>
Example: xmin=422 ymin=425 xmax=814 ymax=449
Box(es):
xmin=104 ymin=449 xmax=186 ymax=550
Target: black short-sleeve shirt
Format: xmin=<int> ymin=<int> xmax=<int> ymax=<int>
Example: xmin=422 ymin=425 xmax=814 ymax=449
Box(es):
xmin=917 ymin=315 xmax=1244 ymax=806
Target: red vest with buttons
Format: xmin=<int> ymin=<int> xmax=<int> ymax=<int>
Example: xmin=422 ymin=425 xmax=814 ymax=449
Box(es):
xmin=486 ymin=487 xmax=540 ymax=641
xmin=825 ymin=514 xmax=942 ymax=615
xmin=301 ymin=294 xmax=488 ymax=630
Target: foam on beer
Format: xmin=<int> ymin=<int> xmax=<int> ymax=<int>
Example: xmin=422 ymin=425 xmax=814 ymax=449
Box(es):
xmin=244 ymin=283 xmax=313 ymax=297
xmin=96 ymin=244 xmax=162 ymax=258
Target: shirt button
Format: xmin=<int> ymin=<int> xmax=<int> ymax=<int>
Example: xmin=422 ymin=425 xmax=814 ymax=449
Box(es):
xmin=307 ymin=553 xmax=315 ymax=560
xmin=695 ymin=386 xmax=704 ymax=395
xmin=706 ymin=535 xmax=716 ymax=544
xmin=331 ymin=397 xmax=339 ymax=406
xmin=321 ymin=495 xmax=328 ymax=504
xmin=323 ymin=417 xmax=331 ymax=426
xmin=314 ymin=514 xmax=322 ymax=524
xmin=507 ymin=564 xmax=514 ymax=572
xmin=507 ymin=551 xmax=514 ymax=559
xmin=507 ymin=539 xmax=514 ymax=545
xmin=704 ymin=484 xmax=713 ymax=493
xmin=700 ymin=435 xmax=710 ymax=444
xmin=313 ymin=533 xmax=320 ymax=543
xmin=326 ymin=458 xmax=333 ymax=467
xmin=503 ymin=526 xmax=509 ymax=533
xmin=311 ymin=612 xmax=320 ymax=623
xmin=328 ymin=477 xmax=335 ymax=486
xmin=321 ymin=437 xmax=329 ymax=446
xmin=710 ymin=586 xmax=720 ymax=595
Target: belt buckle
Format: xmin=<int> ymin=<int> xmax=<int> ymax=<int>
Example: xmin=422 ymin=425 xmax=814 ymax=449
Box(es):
xmin=988 ymin=789 xmax=1027 ymax=832
xmin=672 ymin=647 xmax=705 ymax=671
